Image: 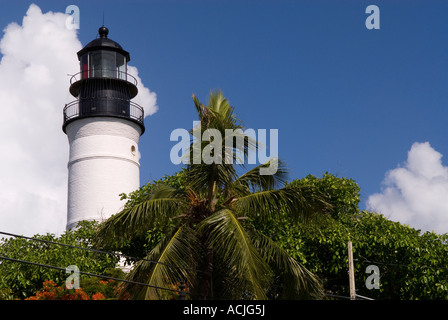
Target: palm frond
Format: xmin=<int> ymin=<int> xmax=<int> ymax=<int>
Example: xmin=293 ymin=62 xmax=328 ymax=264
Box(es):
xmin=250 ymin=230 xmax=325 ymax=299
xmin=233 ymin=188 xmax=293 ymax=220
xmin=96 ymin=187 xmax=186 ymax=248
xmin=187 ymin=91 xmax=262 ymax=196
xmin=282 ymin=184 xmax=333 ymax=223
xmin=232 ymin=159 xmax=289 ymax=195
xmin=222 ymin=126 xmax=258 ymax=167
xmin=192 ymin=94 xmax=207 ymax=123
xmin=198 ymin=209 xmax=271 ymax=299
xmin=186 ymin=163 xmax=237 ymax=194
xmin=207 ymin=90 xmax=236 ymax=126
xmin=123 ymin=225 xmax=201 ymax=300
xmin=234 ymin=185 xmax=332 ymax=224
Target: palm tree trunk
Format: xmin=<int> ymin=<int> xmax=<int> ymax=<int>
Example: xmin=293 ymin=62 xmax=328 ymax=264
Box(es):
xmin=201 ymin=165 xmax=217 ymax=300
xmin=208 ymin=165 xmax=218 ymax=212
xmin=200 ymin=246 xmax=213 ymax=300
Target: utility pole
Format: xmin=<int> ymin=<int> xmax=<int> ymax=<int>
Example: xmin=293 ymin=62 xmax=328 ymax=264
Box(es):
xmin=348 ymin=241 xmax=356 ymax=300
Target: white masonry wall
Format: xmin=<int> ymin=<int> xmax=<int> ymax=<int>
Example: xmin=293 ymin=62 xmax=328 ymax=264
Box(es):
xmin=65 ymin=117 xmax=142 ymax=230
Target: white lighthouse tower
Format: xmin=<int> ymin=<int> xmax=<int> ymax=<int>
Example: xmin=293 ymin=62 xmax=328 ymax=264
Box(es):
xmin=63 ymin=26 xmax=145 ymax=230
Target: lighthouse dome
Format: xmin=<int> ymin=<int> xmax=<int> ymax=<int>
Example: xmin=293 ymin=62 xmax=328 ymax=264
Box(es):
xmin=76 ymin=26 xmax=130 ymax=61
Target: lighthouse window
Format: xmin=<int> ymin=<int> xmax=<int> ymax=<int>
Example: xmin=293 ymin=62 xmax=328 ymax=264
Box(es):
xmin=88 ymin=51 xmax=126 ymax=80
xmin=80 ymin=54 xmax=89 ymax=79
xmin=116 ymin=53 xmax=127 ymax=80
xmin=101 ymin=51 xmax=116 ymax=78
xmin=91 ymin=51 xmax=103 ymax=77
xmin=90 ymin=51 xmax=114 ymax=78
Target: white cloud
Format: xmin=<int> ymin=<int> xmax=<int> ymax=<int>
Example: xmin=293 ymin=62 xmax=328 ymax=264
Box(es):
xmin=129 ymin=65 xmax=158 ymax=116
xmin=0 ymin=4 xmax=157 ymax=237
xmin=367 ymin=142 xmax=448 ymax=234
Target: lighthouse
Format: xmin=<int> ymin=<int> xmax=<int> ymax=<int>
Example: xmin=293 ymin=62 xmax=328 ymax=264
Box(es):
xmin=63 ymin=26 xmax=145 ymax=230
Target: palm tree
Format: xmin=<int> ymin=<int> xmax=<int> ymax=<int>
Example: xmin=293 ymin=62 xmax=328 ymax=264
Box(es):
xmin=96 ymin=90 xmax=331 ymax=300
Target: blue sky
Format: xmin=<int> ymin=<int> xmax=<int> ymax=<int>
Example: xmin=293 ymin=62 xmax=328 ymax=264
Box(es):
xmin=1 ymin=1 xmax=448 ymax=234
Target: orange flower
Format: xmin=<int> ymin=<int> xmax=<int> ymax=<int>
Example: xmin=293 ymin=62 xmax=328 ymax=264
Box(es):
xmin=92 ymin=292 xmax=106 ymax=300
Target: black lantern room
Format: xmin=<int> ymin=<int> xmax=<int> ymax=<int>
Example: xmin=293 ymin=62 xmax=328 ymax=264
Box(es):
xmin=63 ymin=26 xmax=145 ymax=134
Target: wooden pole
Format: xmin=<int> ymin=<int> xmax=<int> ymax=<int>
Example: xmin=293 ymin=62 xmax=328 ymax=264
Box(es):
xmin=348 ymin=241 xmax=356 ymax=300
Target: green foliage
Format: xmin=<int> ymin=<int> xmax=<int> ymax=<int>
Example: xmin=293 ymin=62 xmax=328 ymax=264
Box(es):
xmin=348 ymin=212 xmax=448 ymax=300
xmin=120 ymin=169 xmax=188 ymax=210
xmin=113 ymin=171 xmax=187 ymax=263
xmin=288 ymin=173 xmax=361 ymax=219
xmin=79 ymin=268 xmax=126 ymax=299
xmin=0 ymin=221 xmax=119 ymax=299
xmin=261 ymin=173 xmax=448 ymax=300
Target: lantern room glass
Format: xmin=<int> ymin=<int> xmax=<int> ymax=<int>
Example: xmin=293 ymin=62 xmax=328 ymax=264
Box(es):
xmin=80 ymin=51 xmax=127 ymax=80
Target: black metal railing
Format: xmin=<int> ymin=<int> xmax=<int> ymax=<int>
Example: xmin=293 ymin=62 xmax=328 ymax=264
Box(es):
xmin=70 ymin=69 xmax=138 ymax=86
xmin=63 ymin=97 xmax=145 ymax=132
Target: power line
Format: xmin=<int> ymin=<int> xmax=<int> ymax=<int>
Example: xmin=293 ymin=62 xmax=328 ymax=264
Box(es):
xmin=0 ymin=230 xmax=201 ymax=274
xmin=0 ymin=254 xmax=190 ymax=296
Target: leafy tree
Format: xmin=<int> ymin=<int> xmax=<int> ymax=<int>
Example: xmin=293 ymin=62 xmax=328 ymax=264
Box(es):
xmin=349 ymin=212 xmax=448 ymax=300
xmin=0 ymin=221 xmax=118 ymax=299
xmin=115 ymin=171 xmax=188 ymax=262
xmin=96 ymin=91 xmax=332 ymax=300
xmin=288 ymin=173 xmax=361 ymax=219
xmin=263 ymin=173 xmax=448 ymax=300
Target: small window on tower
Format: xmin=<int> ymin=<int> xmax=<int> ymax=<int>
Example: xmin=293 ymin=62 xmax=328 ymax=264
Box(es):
xmin=131 ymin=145 xmax=136 ymax=156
